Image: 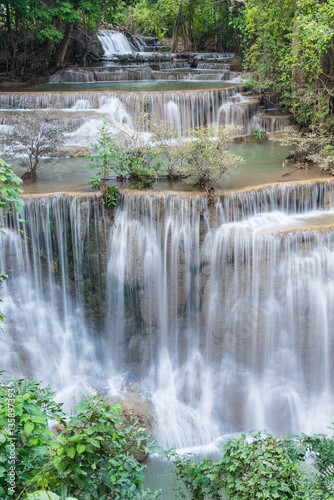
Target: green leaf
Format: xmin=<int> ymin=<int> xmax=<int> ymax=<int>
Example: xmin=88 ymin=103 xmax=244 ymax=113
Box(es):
xmin=24 ymin=421 xmax=35 ymax=437
xmin=77 ymin=444 xmax=85 ymax=454
xmin=66 ymin=447 xmax=76 ymax=459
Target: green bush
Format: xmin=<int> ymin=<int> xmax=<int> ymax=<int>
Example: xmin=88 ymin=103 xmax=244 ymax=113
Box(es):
xmin=251 ymin=127 xmax=267 ymax=140
xmin=0 ymin=374 xmax=161 ymax=499
xmin=172 ymin=433 xmax=310 ymax=499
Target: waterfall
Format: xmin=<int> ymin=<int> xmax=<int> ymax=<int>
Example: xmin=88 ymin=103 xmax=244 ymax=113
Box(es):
xmin=1 ymin=88 xmax=249 ymax=141
xmin=49 ymin=66 xmax=154 ymax=84
xmin=98 ymin=30 xmax=135 ymax=56
xmin=2 ymin=182 xmax=334 ymax=448
xmin=0 ymin=195 xmax=114 ymax=409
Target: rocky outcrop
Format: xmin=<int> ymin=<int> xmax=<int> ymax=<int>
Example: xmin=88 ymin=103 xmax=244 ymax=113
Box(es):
xmin=69 ymin=26 xmax=103 ymax=64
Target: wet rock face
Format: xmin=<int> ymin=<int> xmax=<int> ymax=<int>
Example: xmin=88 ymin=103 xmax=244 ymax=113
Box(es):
xmin=115 ymin=393 xmax=156 ymax=462
xmin=70 ymin=26 xmax=103 ymax=63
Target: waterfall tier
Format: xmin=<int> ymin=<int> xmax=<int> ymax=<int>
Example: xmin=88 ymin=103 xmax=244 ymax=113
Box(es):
xmin=1 ymin=87 xmax=278 ymax=142
xmin=2 ymin=182 xmax=334 ymax=447
xmin=98 ymin=30 xmax=136 ymax=56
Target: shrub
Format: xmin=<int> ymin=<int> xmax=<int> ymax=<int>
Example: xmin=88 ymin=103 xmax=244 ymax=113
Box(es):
xmin=0 ymin=158 xmax=24 ymax=216
xmin=178 ymin=124 xmax=244 ymax=191
xmin=172 ymin=433 xmax=309 ymax=499
xmin=276 ymin=126 xmax=334 ymax=172
xmin=251 ymin=127 xmax=267 ymax=140
xmin=87 ymin=120 xmax=163 ymax=189
xmin=0 ymin=374 xmax=161 ymax=499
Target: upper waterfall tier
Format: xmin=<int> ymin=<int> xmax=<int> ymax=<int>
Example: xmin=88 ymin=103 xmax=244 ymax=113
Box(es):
xmin=2 ymin=182 xmax=334 ymax=447
xmin=98 ymin=30 xmax=136 ymax=56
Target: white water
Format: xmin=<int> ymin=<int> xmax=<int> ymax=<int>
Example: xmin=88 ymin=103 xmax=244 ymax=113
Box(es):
xmin=1 ymin=183 xmax=334 ymax=448
xmin=0 ymin=88 xmax=242 ymax=140
xmin=98 ymin=30 xmax=135 ymax=56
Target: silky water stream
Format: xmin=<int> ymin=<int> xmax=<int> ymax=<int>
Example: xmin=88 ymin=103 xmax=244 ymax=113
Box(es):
xmin=1 ymin=29 xmax=332 ymax=496
xmin=1 ymin=183 xmax=334 ymax=446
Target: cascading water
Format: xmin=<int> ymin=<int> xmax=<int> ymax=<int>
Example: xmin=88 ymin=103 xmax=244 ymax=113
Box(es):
xmin=1 ymin=88 xmax=251 ymax=142
xmin=2 ymin=182 xmax=334 ymax=448
xmin=98 ymin=30 xmax=135 ymax=56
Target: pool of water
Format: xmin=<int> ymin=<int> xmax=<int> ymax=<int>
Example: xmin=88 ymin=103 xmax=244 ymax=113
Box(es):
xmin=5 ymin=80 xmax=235 ymax=93
xmin=14 ymin=141 xmax=331 ymax=195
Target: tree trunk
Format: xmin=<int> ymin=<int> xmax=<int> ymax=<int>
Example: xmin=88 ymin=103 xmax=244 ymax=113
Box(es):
xmin=83 ymin=18 xmax=101 ymax=66
xmin=171 ymin=3 xmax=183 ymax=53
xmin=44 ymin=39 xmax=53 ymax=70
xmin=54 ymin=22 xmax=74 ymax=70
xmin=186 ymin=6 xmax=194 ymax=51
xmin=5 ymin=2 xmax=16 ymax=78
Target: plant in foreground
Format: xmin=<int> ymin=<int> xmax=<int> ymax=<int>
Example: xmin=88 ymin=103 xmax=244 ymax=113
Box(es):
xmin=0 ymin=374 xmax=161 ymax=499
xmin=171 ymin=433 xmax=323 ymax=499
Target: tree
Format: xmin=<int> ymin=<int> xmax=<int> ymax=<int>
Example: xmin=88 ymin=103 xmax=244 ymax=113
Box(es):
xmin=242 ymin=0 xmax=334 ymax=128
xmin=131 ymin=0 xmax=236 ymax=51
xmin=0 ymin=0 xmax=104 ymax=75
xmin=3 ymin=107 xmax=66 ymax=180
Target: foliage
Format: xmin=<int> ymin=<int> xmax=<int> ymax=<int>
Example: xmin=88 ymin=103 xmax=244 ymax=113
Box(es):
xmin=87 ymin=120 xmax=163 ymax=189
xmin=0 ymin=159 xmax=24 ymax=325
xmin=85 ymin=123 xmax=122 ymax=188
xmin=178 ymin=124 xmax=244 ymax=190
xmin=0 ymin=0 xmax=104 ymax=75
xmin=275 ymin=126 xmax=334 ymax=173
xmin=0 ymin=375 xmax=65 ymax=498
xmin=103 ymin=185 xmax=120 ymax=209
xmin=131 ymin=0 xmax=237 ymax=51
xmin=0 ymin=158 xmax=24 ymax=215
xmin=251 ymin=127 xmax=267 ymax=140
xmin=172 ymin=428 xmax=334 ymax=500
xmin=2 ymin=107 xmax=66 ymax=180
xmin=172 ymin=433 xmax=308 ymax=499
xmin=242 ymin=0 xmax=334 ymax=128
xmin=0 ymin=374 xmax=161 ymax=499
xmin=220 ymin=433 xmax=307 ymax=499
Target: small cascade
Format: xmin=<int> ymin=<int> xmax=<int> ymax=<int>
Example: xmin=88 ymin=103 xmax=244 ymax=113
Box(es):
xmin=133 ymin=35 xmax=147 ymax=51
xmin=250 ymin=112 xmax=292 ymax=134
xmin=217 ymin=93 xmax=260 ymax=134
xmin=217 ymin=181 xmax=334 ymax=223
xmin=152 ymin=71 xmax=224 ymax=81
xmin=98 ymin=29 xmax=135 ymax=56
xmin=2 ymin=182 xmax=334 ymax=447
xmin=197 ymin=62 xmax=233 ymax=71
xmin=150 ymin=62 xmax=191 ymax=70
xmin=50 ymin=66 xmax=154 ymax=83
xmin=165 ymin=101 xmax=182 ymax=133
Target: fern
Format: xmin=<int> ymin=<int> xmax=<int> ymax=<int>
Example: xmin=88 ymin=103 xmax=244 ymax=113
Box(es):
xmin=320 ymin=464 xmax=334 ymax=495
xmin=300 ymin=461 xmax=334 ymax=499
